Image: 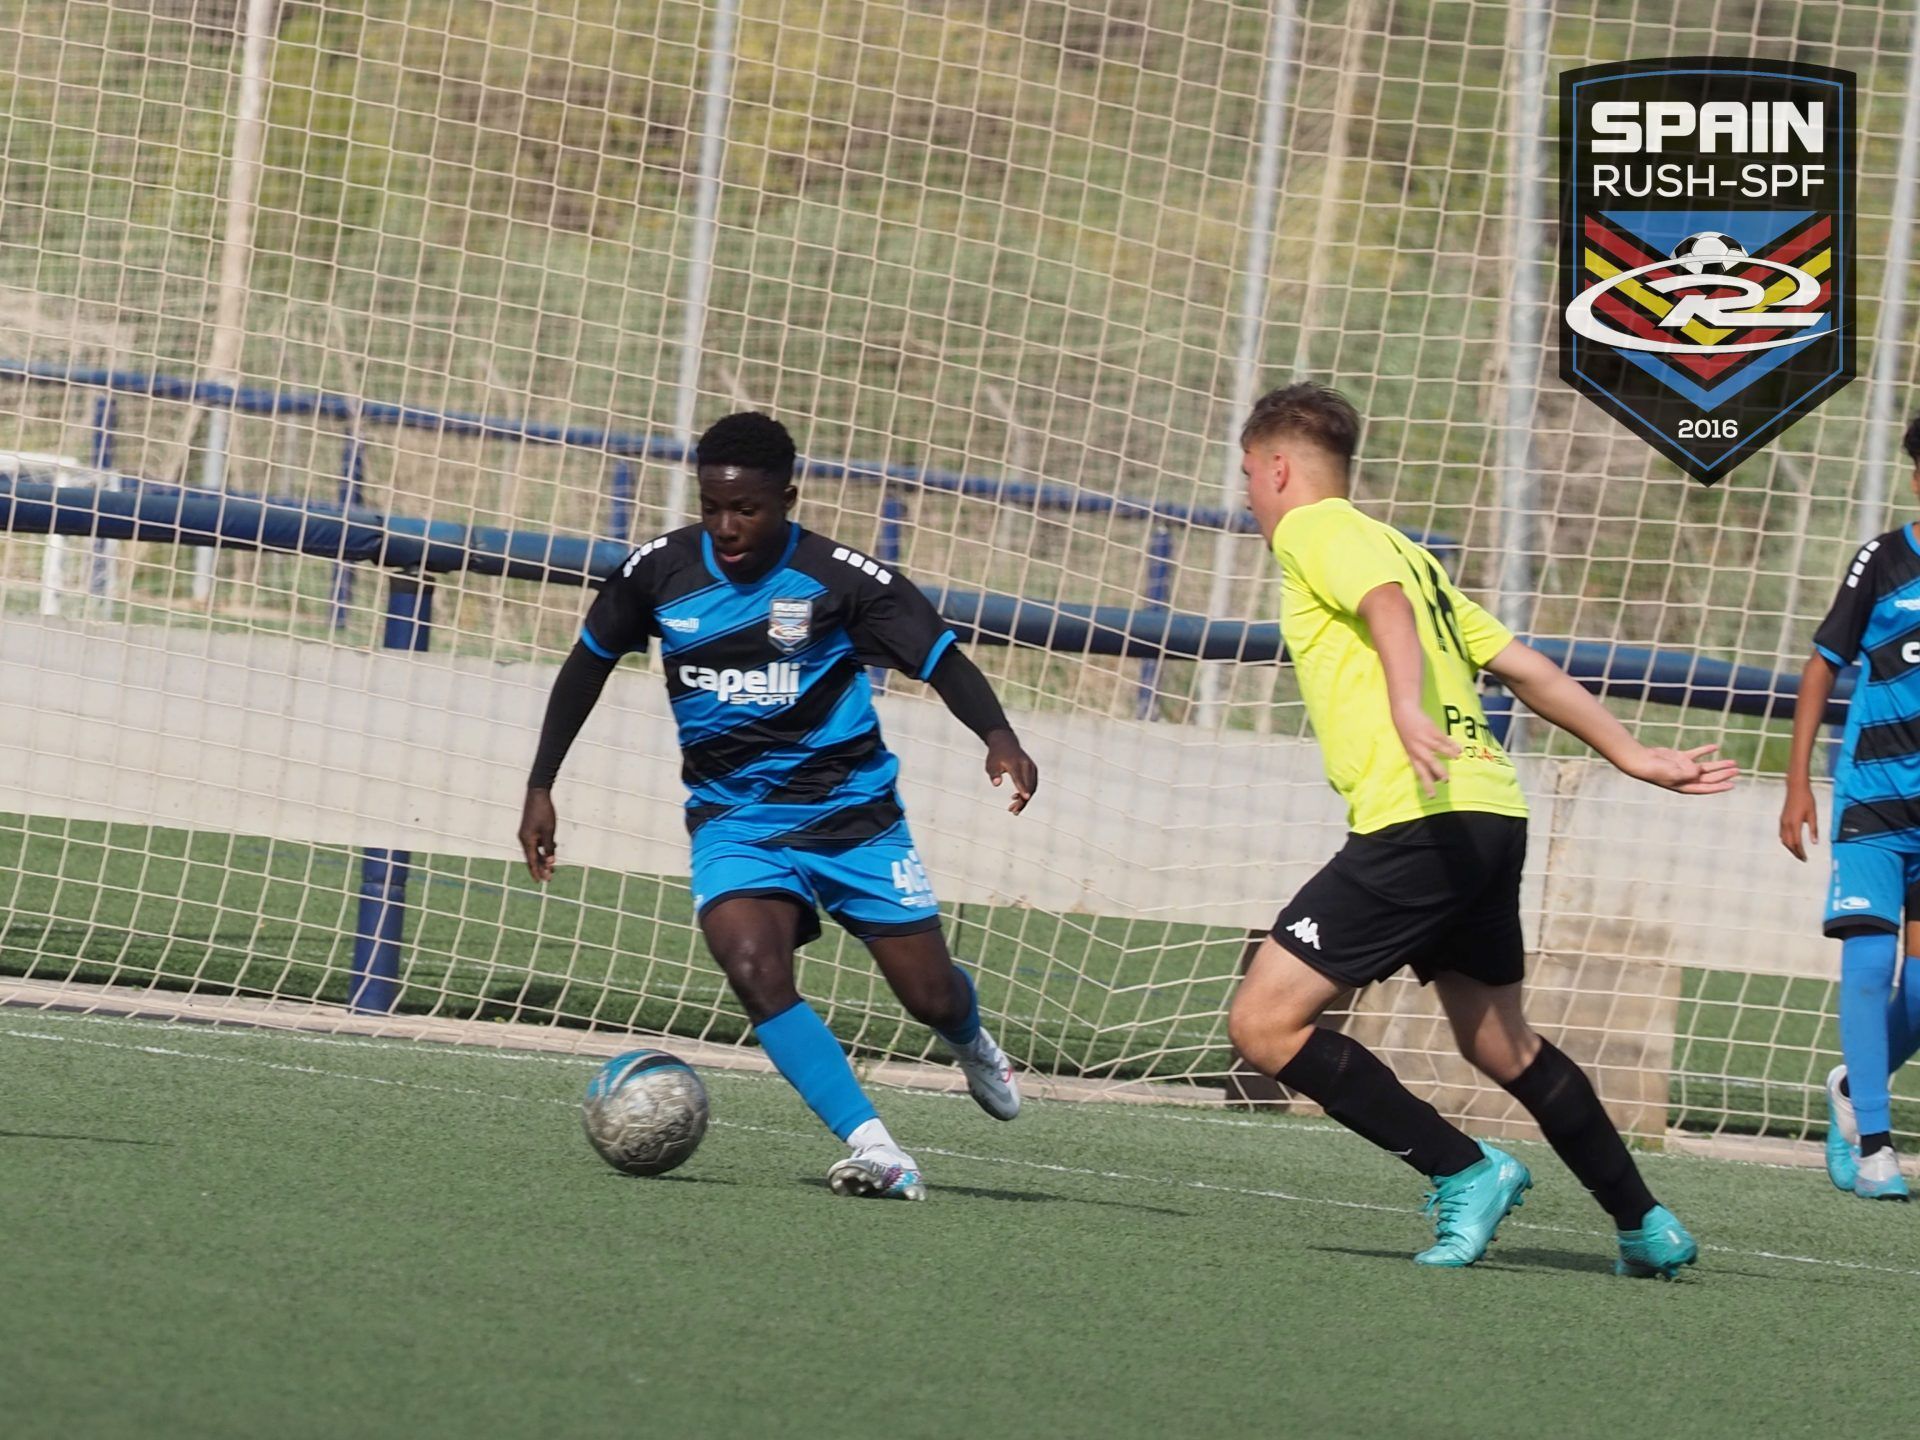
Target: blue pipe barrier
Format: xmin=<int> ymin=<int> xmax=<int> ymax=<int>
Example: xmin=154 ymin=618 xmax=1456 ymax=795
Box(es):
xmin=348 ymin=571 xmax=433 ymax=1015
xmin=1136 ymin=526 xmax=1173 ymax=720
xmin=349 ymin=845 xmax=409 ymax=1015
xmin=332 ymin=435 xmax=365 ymax=630
xmin=87 ymin=394 xmax=115 ymax=600
xmin=0 ymin=476 xmax=632 ymax=585
xmin=0 ymin=359 xmax=1459 ymax=549
xmin=609 ymin=460 xmax=635 ymax=544
xmin=1482 ymin=687 xmax=1517 ymax=745
xmin=929 ymin=589 xmax=1854 ymax=724
xmin=0 ymin=476 xmax=1847 ymax=725
xmin=870 ymin=491 xmax=908 ymax=692
xmin=383 ymin=571 xmax=434 ymax=652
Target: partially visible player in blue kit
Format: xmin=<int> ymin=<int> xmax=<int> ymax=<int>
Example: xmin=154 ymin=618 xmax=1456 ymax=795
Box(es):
xmin=1782 ymin=415 xmax=1920 ymax=1201
xmin=521 ymin=413 xmax=1038 ymax=1201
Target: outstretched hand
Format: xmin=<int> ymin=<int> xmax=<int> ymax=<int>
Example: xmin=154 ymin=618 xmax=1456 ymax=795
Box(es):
xmin=985 ymin=730 xmax=1038 ymax=815
xmin=519 ymin=787 xmax=558 ymax=882
xmin=1629 ymin=743 xmax=1740 ymax=795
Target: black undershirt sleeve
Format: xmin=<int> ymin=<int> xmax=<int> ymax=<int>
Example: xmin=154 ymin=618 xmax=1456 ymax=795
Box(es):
xmin=527 ymin=641 xmax=619 ymax=789
xmin=927 ymin=646 xmax=1011 ymax=743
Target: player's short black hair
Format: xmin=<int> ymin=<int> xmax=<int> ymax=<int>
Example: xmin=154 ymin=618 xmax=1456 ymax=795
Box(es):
xmin=1904 ymin=411 xmax=1920 ymax=466
xmin=695 ymin=412 xmax=797 ymax=484
xmin=1239 ymin=383 xmax=1361 ymax=466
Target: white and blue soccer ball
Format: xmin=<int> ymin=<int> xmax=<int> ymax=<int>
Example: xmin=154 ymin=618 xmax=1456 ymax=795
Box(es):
xmin=1670 ymin=231 xmax=1748 ymax=276
xmin=581 ymin=1049 xmax=710 ymax=1176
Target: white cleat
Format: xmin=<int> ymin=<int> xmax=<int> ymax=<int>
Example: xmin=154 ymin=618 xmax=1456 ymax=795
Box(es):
xmin=826 ymin=1146 xmax=927 ymax=1201
xmin=949 ymin=1027 xmax=1021 ymax=1121
xmin=1854 ymin=1144 xmax=1911 ymax=1202
xmin=1827 ymin=1065 xmax=1860 ymax=1145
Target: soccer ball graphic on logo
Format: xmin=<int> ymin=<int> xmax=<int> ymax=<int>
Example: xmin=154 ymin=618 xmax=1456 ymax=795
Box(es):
xmin=581 ymin=1049 xmax=710 ymax=1176
xmin=1669 ymin=231 xmax=1748 ymax=276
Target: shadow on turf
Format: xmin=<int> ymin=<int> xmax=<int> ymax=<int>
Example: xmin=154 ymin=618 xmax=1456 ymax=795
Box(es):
xmin=1313 ymin=1244 xmax=1610 ymax=1275
xmin=606 ymin=1173 xmax=738 ymax=1186
xmin=0 ymin=1129 xmax=162 ymax=1146
xmin=1314 ymin=1243 xmax=1832 ymax=1286
xmin=796 ymin=1176 xmax=1190 ymax=1215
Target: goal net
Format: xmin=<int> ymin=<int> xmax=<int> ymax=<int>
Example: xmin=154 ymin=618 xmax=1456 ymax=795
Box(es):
xmin=2 ymin=0 xmax=1917 ymax=1145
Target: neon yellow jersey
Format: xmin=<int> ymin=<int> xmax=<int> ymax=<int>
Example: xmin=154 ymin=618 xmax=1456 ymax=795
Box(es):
xmin=1272 ymin=497 xmax=1527 ymax=833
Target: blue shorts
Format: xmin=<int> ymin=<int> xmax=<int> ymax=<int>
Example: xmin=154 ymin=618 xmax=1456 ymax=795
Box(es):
xmin=1824 ymin=841 xmax=1920 ymax=936
xmin=690 ymin=821 xmax=942 ymax=946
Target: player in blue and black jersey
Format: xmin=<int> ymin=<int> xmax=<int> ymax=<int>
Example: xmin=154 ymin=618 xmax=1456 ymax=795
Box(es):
xmin=520 ymin=413 xmax=1038 ymax=1200
xmin=1781 ymin=414 xmax=1920 ymax=1201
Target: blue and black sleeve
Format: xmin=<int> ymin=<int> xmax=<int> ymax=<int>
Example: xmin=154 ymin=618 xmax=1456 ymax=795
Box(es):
xmin=844 ymin=568 xmax=957 ymax=680
xmin=1812 ymin=537 xmax=1885 ymax=669
xmin=580 ymin=541 xmax=660 ymax=660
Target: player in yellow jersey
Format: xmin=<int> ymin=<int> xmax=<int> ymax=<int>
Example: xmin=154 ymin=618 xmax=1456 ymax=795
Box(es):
xmin=1226 ymin=384 xmax=1738 ymax=1275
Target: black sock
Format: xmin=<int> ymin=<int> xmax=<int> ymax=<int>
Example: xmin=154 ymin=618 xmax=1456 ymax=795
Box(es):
xmin=1277 ymin=1028 xmax=1482 ymax=1178
xmin=1501 ymin=1040 xmax=1656 ymax=1230
xmin=1861 ymin=1131 xmax=1892 ymax=1157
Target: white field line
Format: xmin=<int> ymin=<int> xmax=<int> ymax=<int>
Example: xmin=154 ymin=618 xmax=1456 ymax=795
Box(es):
xmin=3 ymin=1019 xmax=1915 ymax=1283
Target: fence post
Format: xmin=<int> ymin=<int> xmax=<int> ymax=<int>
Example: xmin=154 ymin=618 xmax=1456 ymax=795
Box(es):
xmin=1196 ymin=0 xmax=1298 ymax=730
xmin=610 ymin=459 xmax=635 ymax=543
xmin=870 ymin=490 xmax=905 ymax=691
xmin=331 ymin=433 xmax=364 ymax=630
xmin=87 ymin=394 xmax=117 ymax=603
xmin=348 ymin=570 xmax=432 ymax=1013
xmin=1137 ymin=526 xmax=1172 ymax=720
xmin=1489 ymin=0 xmax=1551 ymax=754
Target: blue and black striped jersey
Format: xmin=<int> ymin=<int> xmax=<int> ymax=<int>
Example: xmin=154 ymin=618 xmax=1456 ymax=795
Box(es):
xmin=1814 ymin=524 xmax=1920 ymax=848
xmin=580 ymin=522 xmax=957 ymax=848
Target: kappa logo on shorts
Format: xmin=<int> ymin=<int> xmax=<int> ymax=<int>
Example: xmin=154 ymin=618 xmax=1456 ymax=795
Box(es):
xmin=768 ymin=598 xmax=813 ymax=653
xmin=1836 ymin=895 xmax=1872 ymax=911
xmin=1285 ymin=916 xmax=1323 ymax=951
xmin=1559 ymin=58 xmax=1857 ymax=483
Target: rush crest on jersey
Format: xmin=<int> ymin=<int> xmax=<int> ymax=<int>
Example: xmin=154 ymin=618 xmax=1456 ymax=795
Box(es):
xmin=579 ymin=523 xmax=958 ymax=848
xmin=1814 ymin=524 xmax=1920 ymax=847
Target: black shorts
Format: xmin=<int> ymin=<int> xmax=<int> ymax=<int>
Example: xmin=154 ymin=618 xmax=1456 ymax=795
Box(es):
xmin=1270 ymin=812 xmax=1528 ymax=989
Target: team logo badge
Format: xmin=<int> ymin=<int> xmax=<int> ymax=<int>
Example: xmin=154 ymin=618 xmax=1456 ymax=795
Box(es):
xmin=1559 ymin=58 xmax=1855 ymax=484
xmin=767 ymin=598 xmax=813 ymax=652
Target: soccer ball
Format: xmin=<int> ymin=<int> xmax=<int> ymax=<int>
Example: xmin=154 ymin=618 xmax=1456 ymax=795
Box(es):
xmin=1669 ymin=231 xmax=1748 ymax=276
xmin=581 ymin=1049 xmax=710 ymax=1176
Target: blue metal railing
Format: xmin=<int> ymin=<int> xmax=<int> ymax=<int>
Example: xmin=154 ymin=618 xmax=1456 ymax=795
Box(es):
xmin=0 ymin=358 xmax=1382 ymax=539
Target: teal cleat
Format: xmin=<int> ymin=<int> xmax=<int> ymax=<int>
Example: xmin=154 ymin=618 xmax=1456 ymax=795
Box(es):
xmin=1615 ymin=1204 xmax=1699 ymax=1279
xmin=1825 ymin=1064 xmax=1859 ymax=1192
xmin=1413 ymin=1141 xmax=1532 ymax=1268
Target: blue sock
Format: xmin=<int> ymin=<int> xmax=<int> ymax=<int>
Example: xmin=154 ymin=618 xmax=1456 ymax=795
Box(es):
xmin=753 ymin=1000 xmax=878 ymax=1142
xmin=935 ymin=965 xmax=982 ymax=1048
xmin=1891 ymin=955 xmax=1920 ymax=1068
xmin=1839 ymin=933 xmax=1899 ymax=1133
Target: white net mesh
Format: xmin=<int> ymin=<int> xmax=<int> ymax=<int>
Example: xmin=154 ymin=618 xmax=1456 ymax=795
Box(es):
xmin=3 ymin=0 xmax=1919 ymax=1143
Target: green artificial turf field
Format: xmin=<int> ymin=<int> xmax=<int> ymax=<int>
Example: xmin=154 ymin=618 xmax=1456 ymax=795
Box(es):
xmin=3 ymin=1007 xmax=1915 ymax=1440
